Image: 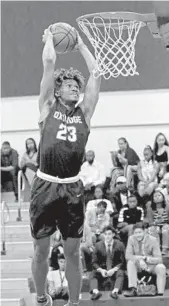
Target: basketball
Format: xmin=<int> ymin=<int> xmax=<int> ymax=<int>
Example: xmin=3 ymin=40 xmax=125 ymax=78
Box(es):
xmin=49 ymin=23 xmax=77 ymax=54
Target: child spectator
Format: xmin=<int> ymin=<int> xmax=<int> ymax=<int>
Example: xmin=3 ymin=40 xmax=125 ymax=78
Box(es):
xmin=85 ymin=201 xmax=110 ymax=243
xmin=153 ymin=133 xmax=169 ymax=181
xmin=86 ymin=185 xmax=114 ymax=216
xmin=117 ymin=193 xmax=144 ymax=244
xmin=137 ymin=145 xmax=159 ymax=200
xmin=147 ymin=190 xmax=169 ymax=255
xmin=47 ymin=253 xmax=69 ymax=300
xmin=20 ymin=138 xmax=38 ymax=185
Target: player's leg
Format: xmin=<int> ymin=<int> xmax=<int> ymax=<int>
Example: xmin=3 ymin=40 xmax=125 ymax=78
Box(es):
xmin=31 ymin=237 xmax=50 ymax=299
xmin=63 ymin=237 xmax=82 ymax=304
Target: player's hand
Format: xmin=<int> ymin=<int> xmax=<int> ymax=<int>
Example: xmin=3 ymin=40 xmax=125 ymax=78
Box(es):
xmin=139 ymin=259 xmax=147 ymax=271
xmin=107 ymin=266 xmax=119 ymax=277
xmin=42 ymin=27 xmax=53 ymax=43
xmin=73 ymin=30 xmax=85 ymax=51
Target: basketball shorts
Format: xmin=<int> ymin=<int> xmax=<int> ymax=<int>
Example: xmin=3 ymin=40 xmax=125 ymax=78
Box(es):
xmin=29 ymin=174 xmax=85 ymax=240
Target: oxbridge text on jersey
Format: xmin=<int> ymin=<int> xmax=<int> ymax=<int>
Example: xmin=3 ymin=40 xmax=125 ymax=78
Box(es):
xmin=53 ymin=111 xmax=82 ymax=124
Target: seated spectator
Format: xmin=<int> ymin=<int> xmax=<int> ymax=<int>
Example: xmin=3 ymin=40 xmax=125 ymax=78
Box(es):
xmin=109 ymin=176 xmax=130 ymax=228
xmin=103 ymin=166 xmax=124 ymax=196
xmin=86 ymin=185 xmax=114 ymax=216
xmin=80 ymin=222 xmax=95 ymax=272
xmin=161 ymin=174 xmax=169 ymax=206
xmin=50 ymin=229 xmax=63 ymax=259
xmin=85 ymin=201 xmax=110 ymax=243
xmin=1 ymin=141 xmax=19 ymax=201
xmin=147 ymin=190 xmax=169 ymax=255
xmin=137 ymin=146 xmax=159 ymax=201
xmin=124 ymin=223 xmax=166 ymax=297
xmin=90 ymin=225 xmax=125 ymax=300
xmin=47 ymin=253 xmax=69 ymax=300
xmin=20 ymin=138 xmax=38 ymax=185
xmin=111 ymin=137 xmax=140 ymax=189
xmin=117 ymin=193 xmax=144 ymax=243
xmin=79 ymin=150 xmax=106 ymax=204
xmin=153 ymin=133 xmax=169 ymax=181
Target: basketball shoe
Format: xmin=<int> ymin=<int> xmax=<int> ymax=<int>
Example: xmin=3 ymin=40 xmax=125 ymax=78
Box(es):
xmin=36 ymin=294 xmax=53 ymax=306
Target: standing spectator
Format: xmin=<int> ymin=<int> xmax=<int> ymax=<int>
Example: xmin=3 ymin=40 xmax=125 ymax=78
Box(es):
xmin=117 ymin=193 xmax=144 ymax=243
xmin=79 ymin=150 xmax=106 ymax=203
xmin=47 ymin=253 xmax=69 ymax=300
xmin=147 ymin=190 xmax=169 ymax=255
xmin=90 ymin=226 xmax=125 ymax=300
xmin=86 ymin=185 xmax=114 ymax=216
xmin=111 ymin=138 xmax=140 ymax=188
xmin=137 ymin=146 xmax=159 ymax=199
xmin=153 ymin=133 xmax=169 ymax=181
xmin=125 ymin=223 xmax=166 ymax=297
xmin=20 ymin=138 xmax=38 ymax=185
xmin=1 ymin=141 xmax=19 ymax=201
xmin=85 ymin=201 xmax=110 ymax=243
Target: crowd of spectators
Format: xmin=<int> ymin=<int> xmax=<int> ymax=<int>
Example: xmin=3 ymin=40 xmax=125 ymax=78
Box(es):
xmin=1 ymin=132 xmax=169 ymax=300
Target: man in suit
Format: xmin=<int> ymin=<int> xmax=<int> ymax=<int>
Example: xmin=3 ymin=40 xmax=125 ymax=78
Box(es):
xmin=124 ymin=222 xmax=166 ymax=297
xmin=90 ymin=225 xmax=125 ymax=300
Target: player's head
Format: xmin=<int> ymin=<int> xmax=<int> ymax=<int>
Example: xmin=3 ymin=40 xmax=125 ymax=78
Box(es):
xmin=54 ymin=67 xmax=85 ymax=105
xmin=86 ymin=150 xmax=95 ymax=164
xmin=1 ymin=141 xmax=11 ymax=155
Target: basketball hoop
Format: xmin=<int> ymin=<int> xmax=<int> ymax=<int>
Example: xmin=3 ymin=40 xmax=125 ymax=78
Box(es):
xmin=77 ymin=12 xmax=158 ymax=79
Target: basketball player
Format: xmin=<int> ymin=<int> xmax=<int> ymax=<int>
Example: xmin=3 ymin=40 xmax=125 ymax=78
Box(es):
xmin=30 ymin=26 xmax=101 ymax=306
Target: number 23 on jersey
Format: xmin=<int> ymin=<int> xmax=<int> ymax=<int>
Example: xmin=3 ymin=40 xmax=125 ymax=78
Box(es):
xmin=56 ymin=123 xmax=77 ymax=142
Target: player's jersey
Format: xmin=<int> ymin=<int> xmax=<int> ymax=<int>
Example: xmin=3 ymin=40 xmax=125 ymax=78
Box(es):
xmin=38 ymin=101 xmax=90 ymax=178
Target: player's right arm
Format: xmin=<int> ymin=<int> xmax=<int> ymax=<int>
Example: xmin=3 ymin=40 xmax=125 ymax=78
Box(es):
xmin=39 ymin=28 xmax=56 ymax=114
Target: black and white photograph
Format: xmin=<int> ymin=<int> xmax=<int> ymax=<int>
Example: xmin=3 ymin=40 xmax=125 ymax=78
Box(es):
xmin=1 ymin=1 xmax=169 ymax=305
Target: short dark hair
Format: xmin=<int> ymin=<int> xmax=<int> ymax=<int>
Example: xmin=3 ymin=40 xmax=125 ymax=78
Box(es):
xmin=103 ymin=225 xmax=117 ymax=234
xmin=97 ymin=200 xmax=107 ymax=209
xmin=2 ymin=141 xmax=10 ymax=146
xmin=133 ymin=222 xmax=145 ymax=232
xmin=127 ymin=191 xmax=138 ymax=201
xmin=57 ymin=253 xmax=65 ymax=260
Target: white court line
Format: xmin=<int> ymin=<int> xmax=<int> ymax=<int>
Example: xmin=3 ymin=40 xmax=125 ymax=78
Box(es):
xmin=8 ymin=209 xmax=29 ymax=212
xmin=0 ymin=225 xmax=29 ymax=228
xmin=6 ymin=241 xmax=32 ymax=245
xmin=1 ymin=278 xmax=27 ymax=281
xmin=1 ymin=259 xmax=30 ymax=262
xmin=1 ymin=300 xmax=20 ymax=302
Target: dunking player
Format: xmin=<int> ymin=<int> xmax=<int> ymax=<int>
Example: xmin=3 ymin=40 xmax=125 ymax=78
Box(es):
xmin=30 ymin=26 xmax=101 ymax=306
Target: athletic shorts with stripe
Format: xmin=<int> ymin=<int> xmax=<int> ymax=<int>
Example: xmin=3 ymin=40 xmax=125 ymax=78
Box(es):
xmin=29 ymin=175 xmax=85 ymax=240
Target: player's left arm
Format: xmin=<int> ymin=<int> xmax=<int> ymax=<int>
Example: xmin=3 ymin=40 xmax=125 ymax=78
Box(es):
xmin=77 ymin=34 xmax=101 ymax=127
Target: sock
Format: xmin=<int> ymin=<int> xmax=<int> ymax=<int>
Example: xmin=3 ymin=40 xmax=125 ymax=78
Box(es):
xmin=93 ymin=289 xmax=99 ymax=294
xmin=37 ymin=294 xmax=47 ymax=303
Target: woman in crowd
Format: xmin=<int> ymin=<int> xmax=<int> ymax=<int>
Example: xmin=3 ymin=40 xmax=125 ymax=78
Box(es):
xmin=20 ymin=138 xmax=38 ymax=185
xmin=86 ymin=185 xmax=114 ymax=216
xmin=111 ymin=137 xmax=140 ymax=189
xmin=137 ymin=146 xmax=159 ymax=198
xmin=153 ymin=133 xmax=169 ymax=181
xmin=147 ymin=190 xmax=169 ymax=255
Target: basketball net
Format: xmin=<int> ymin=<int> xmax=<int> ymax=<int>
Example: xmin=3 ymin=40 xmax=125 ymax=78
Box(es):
xmin=77 ymin=14 xmax=143 ymax=79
